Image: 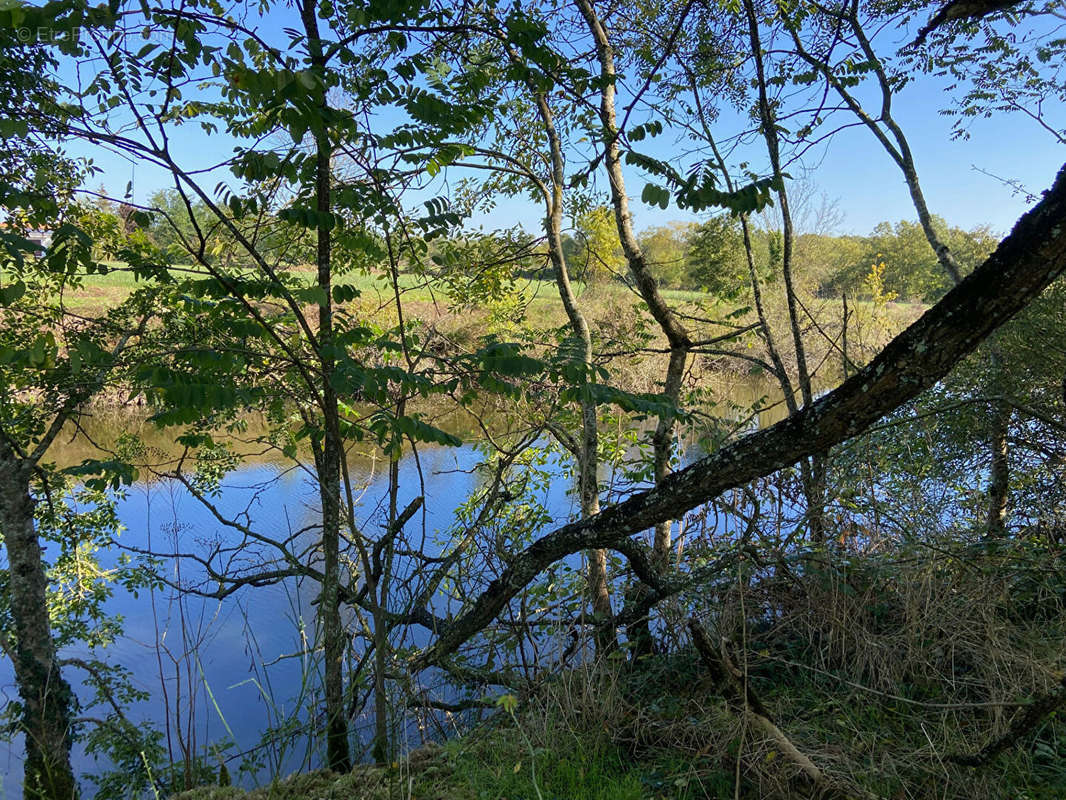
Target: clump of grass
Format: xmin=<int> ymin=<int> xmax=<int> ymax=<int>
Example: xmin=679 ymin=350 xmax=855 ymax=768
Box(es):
xmin=463 ymin=535 xmax=1066 ymax=800
xmin=170 ymin=722 xmax=653 ymax=800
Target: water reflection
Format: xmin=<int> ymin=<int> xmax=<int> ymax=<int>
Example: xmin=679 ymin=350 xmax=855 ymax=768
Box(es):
xmin=1 ymin=375 xmax=793 ymax=793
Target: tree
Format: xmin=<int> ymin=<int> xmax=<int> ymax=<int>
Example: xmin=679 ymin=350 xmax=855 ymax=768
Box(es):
xmin=572 ymin=206 xmax=626 ymax=284
xmin=639 ymin=222 xmax=693 ymax=289
xmin=9 ymin=0 xmax=497 ymax=773
xmin=0 ymin=17 xmax=162 ymax=797
xmin=827 ymin=218 xmax=999 ymax=301
xmin=684 ymin=215 xmax=748 ymax=296
xmin=8 ymin=0 xmax=1066 ymax=791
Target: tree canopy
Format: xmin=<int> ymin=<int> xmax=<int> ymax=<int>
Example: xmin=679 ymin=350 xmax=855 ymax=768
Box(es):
xmin=1 ymin=0 xmax=1065 ymax=798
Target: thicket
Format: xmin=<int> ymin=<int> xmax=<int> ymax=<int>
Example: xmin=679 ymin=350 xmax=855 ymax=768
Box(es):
xmin=1 ymin=0 xmax=1065 ymax=799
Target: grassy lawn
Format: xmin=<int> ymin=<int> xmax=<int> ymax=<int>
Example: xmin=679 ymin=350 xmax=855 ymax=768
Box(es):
xmin=59 ymin=262 xmax=715 ymax=318
xmin=51 ymin=264 xmax=144 ymax=312
xmin=51 ymin=264 xmax=920 ymax=374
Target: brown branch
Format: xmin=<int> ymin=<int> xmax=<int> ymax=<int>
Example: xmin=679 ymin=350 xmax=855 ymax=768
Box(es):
xmin=689 ymin=619 xmax=850 ymax=799
xmin=947 ymin=674 xmax=1066 ymax=767
xmin=408 ymin=163 xmax=1066 ymax=672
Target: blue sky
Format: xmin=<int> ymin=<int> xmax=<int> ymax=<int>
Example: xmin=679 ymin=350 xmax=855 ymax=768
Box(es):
xmin=65 ymin=5 xmax=1064 ymax=241
xmin=776 ymin=75 xmax=1064 ymax=237
xmin=458 ymin=75 xmax=1063 ymax=238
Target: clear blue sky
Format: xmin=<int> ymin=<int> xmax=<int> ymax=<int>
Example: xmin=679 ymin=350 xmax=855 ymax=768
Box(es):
xmin=68 ymin=7 xmax=1064 ymax=241
xmin=459 ymin=80 xmax=1062 ymax=239
xmin=771 ymin=74 xmax=1064 ymax=237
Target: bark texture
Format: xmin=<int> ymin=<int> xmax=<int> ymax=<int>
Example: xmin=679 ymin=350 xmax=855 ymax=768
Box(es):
xmin=300 ymin=0 xmax=350 ymax=771
xmin=987 ymin=398 xmax=1012 ymax=536
xmin=528 ymin=69 xmax=616 ymax=653
xmin=576 ymin=0 xmax=692 ymax=653
xmin=0 ymin=450 xmax=78 ymax=800
xmin=411 ymin=163 xmax=1066 ymax=670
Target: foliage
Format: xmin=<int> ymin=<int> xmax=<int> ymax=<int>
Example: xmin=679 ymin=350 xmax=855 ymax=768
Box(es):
xmin=0 ymin=0 xmax=1064 ymax=796
xmin=423 ymin=228 xmax=533 ymax=332
xmin=904 ymin=0 xmax=1066 ymax=145
xmin=835 ymin=218 xmax=998 ymax=301
xmin=684 ymin=214 xmax=751 ymax=298
xmin=639 ymin=222 xmax=694 ymax=289
xmin=572 ymin=206 xmax=626 ymax=284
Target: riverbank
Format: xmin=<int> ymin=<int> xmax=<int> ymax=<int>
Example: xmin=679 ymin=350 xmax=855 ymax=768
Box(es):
xmin=48 ymin=264 xmax=925 ymax=439
xmin=170 ymin=577 xmax=1066 ymax=800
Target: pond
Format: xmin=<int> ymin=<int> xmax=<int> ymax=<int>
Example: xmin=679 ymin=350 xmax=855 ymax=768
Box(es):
xmin=0 ymin=377 xmax=788 ymax=795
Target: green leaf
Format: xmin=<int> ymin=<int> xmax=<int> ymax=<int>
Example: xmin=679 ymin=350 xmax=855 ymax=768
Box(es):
xmin=295 ymin=285 xmax=328 ymax=306
xmin=0 ymin=280 xmax=26 ymax=306
xmin=332 ymin=284 xmax=361 ymax=303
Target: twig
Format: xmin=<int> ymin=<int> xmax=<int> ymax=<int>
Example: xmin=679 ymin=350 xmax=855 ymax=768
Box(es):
xmin=947 ymin=675 xmax=1066 ymax=766
xmin=689 ymin=618 xmax=856 ymax=800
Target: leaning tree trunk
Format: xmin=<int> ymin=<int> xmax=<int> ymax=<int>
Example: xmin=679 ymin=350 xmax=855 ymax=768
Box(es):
xmin=575 ymin=0 xmax=693 ymax=655
xmin=411 ymin=162 xmax=1066 ymax=669
xmin=0 ymin=452 xmax=78 ymax=800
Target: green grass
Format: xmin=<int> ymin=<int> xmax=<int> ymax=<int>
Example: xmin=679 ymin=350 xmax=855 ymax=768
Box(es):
xmin=62 ymin=262 xmax=716 ymax=320
xmin=56 ymin=263 xmax=145 ymax=311
xmin=442 ymin=724 xmax=649 ymax=800
xmin=168 ymin=723 xmax=657 ymax=800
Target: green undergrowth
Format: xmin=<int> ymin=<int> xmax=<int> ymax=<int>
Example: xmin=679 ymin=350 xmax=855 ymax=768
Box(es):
xmin=168 ymin=726 xmax=664 ymax=800
xmin=167 ymin=659 xmax=725 ymax=800
xmin=169 ymin=537 xmax=1066 ymax=800
xmin=167 ymin=655 xmax=1066 ymax=800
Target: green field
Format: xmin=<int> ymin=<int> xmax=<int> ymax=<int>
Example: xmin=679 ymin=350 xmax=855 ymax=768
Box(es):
xmin=59 ymin=262 xmax=713 ymax=316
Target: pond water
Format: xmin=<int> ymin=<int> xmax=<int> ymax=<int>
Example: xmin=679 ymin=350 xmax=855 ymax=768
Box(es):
xmin=0 ymin=377 xmax=787 ymax=795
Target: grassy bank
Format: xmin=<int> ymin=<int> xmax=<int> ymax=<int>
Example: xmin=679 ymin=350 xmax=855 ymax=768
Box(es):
xmin=169 ymin=534 xmax=1066 ymax=800
xmin=170 ymin=661 xmax=723 ymax=800
xmin=171 ymin=730 xmax=655 ymax=800
xmin=59 ymin=265 xmax=707 ymax=314
xmin=60 ymin=264 xmax=923 ymax=398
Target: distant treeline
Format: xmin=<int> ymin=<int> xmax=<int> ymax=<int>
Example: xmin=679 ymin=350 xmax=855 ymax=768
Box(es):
xmin=101 ymin=190 xmax=998 ymax=304
xmin=630 ymin=215 xmax=999 ymax=302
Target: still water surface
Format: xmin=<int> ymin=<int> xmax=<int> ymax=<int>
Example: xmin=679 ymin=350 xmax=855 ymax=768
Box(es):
xmin=0 ymin=379 xmax=784 ymax=793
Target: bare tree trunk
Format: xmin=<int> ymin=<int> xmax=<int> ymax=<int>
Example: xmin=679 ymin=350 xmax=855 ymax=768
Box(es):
xmin=315 ymin=199 xmax=350 ymax=775
xmin=987 ymin=404 xmax=1011 ymax=536
xmin=786 ymin=0 xmax=963 ymax=284
xmin=300 ymin=0 xmax=350 ymax=772
xmin=743 ymin=0 xmax=826 ymax=542
xmin=316 ymin=294 xmax=350 ymax=775
xmin=316 ymin=398 xmax=349 ymax=772
xmin=371 ymin=455 xmax=401 ymax=763
xmin=652 ymin=349 xmax=687 ymax=556
xmin=692 ymin=75 xmax=796 ymax=408
xmin=0 ymin=448 xmax=78 ymax=800
xmin=524 ymin=80 xmax=616 ymax=654
xmin=575 ymin=0 xmax=693 ymax=653
xmin=987 ymin=349 xmax=1012 ymax=537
